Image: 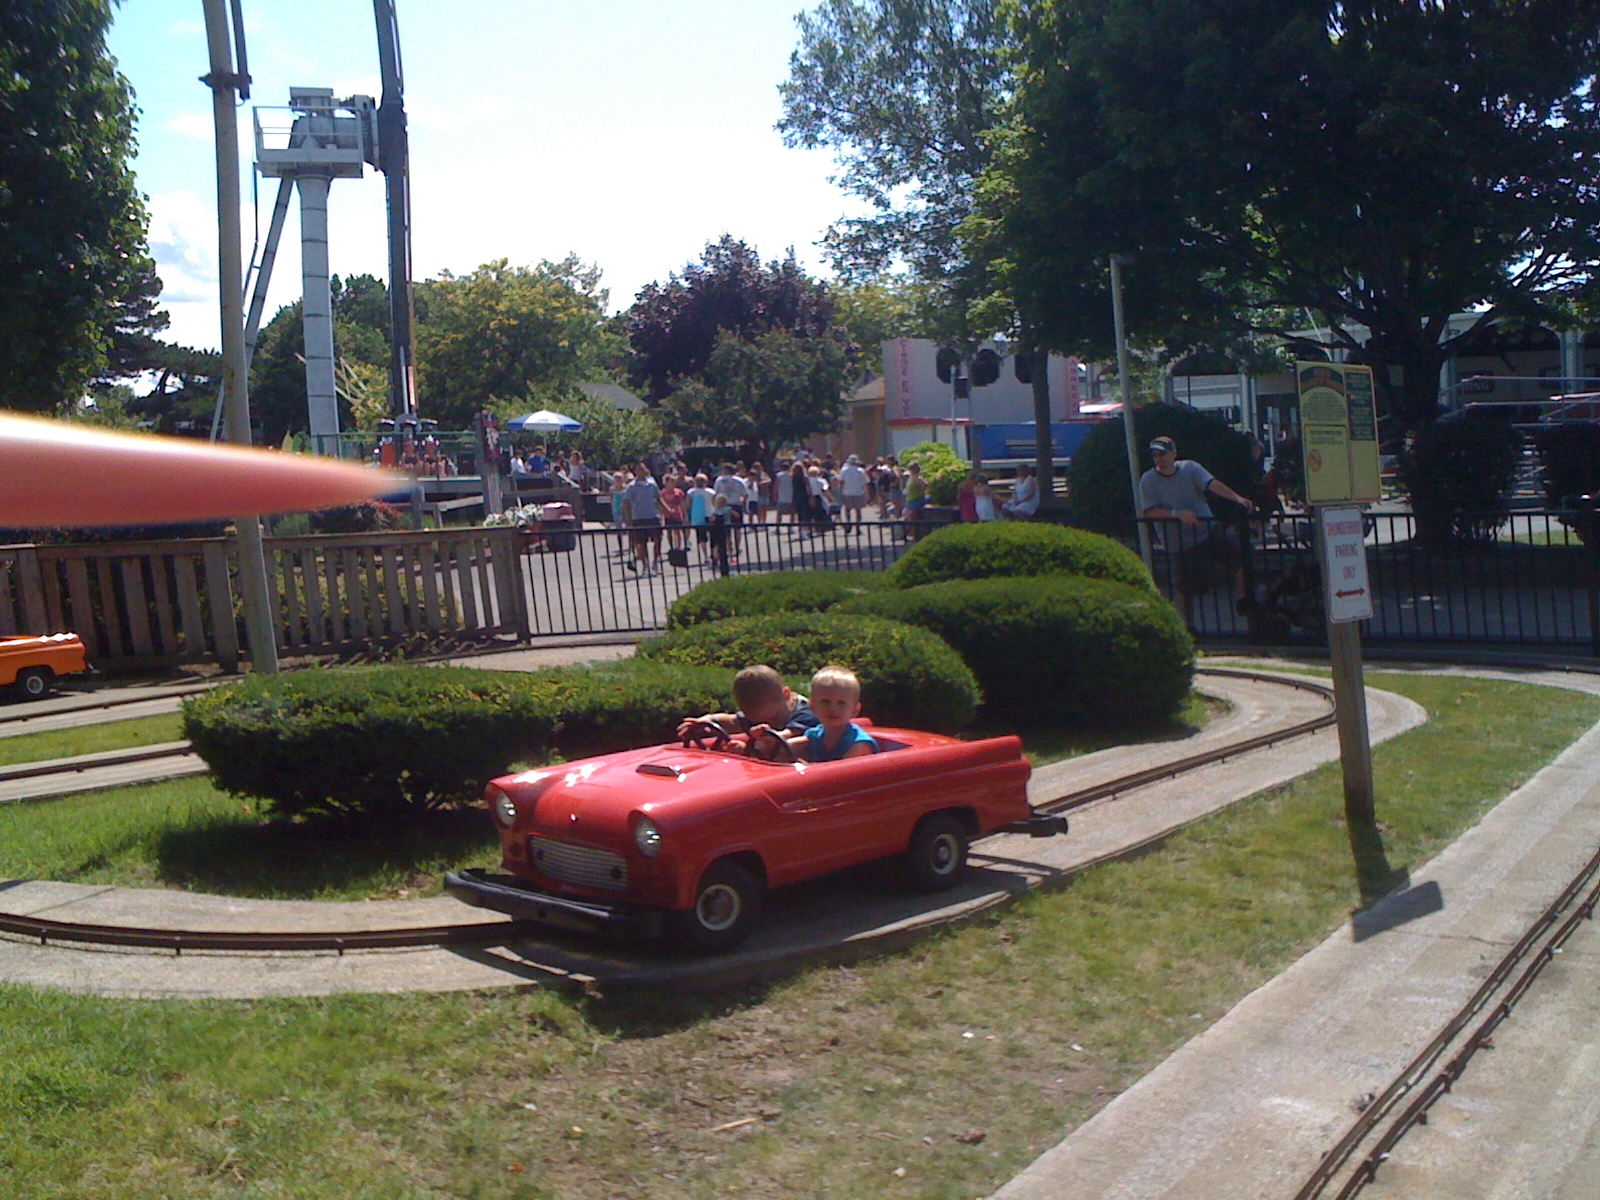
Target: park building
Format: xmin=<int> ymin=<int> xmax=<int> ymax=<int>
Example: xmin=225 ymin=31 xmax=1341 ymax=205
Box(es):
xmin=827 ymin=322 xmax=1600 ymax=467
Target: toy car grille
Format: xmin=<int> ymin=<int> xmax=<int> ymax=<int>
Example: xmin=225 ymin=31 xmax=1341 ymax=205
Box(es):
xmin=527 ymin=836 xmax=629 ymax=892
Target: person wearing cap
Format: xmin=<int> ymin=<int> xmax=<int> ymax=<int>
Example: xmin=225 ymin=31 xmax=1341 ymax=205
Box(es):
xmin=837 ymin=454 xmax=869 ymax=533
xmin=1139 ymin=435 xmax=1253 ymax=604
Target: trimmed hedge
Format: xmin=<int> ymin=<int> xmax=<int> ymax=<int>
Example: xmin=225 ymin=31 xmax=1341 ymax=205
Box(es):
xmin=885 ymin=521 xmax=1155 ymax=593
xmin=1399 ymin=411 xmax=1522 ymax=544
xmin=840 ymin=577 xmax=1193 ymax=728
xmin=182 ymin=662 xmax=734 ymax=820
xmin=638 ymin=612 xmax=980 ymax=733
xmin=666 ymin=571 xmax=884 ymax=630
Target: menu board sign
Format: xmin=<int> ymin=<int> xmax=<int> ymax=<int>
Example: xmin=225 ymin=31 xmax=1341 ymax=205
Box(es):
xmin=1296 ymin=362 xmax=1382 ymax=505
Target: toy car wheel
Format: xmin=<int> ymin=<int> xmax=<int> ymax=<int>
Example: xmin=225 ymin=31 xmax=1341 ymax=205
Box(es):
xmin=14 ymin=668 xmax=53 ymax=699
xmin=672 ymin=859 xmax=762 ymax=953
xmin=906 ymin=814 xmax=969 ymax=893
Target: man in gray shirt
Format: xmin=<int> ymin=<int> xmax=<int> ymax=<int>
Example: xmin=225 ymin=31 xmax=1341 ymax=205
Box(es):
xmin=1138 ymin=435 xmax=1253 ymax=546
xmin=1139 ymin=435 xmax=1253 ymax=603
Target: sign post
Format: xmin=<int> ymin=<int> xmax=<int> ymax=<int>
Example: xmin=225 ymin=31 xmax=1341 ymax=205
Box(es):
xmin=1318 ymin=505 xmax=1375 ymax=823
xmin=1297 ymin=361 xmax=1388 ymax=893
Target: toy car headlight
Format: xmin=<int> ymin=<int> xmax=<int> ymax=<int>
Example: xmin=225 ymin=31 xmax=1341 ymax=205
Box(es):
xmin=488 ymin=785 xmax=518 ymax=828
xmin=633 ymin=816 xmax=662 ymax=858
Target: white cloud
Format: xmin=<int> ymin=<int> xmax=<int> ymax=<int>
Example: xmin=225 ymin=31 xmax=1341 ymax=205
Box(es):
xmin=165 ymin=112 xmax=214 ymax=142
xmin=408 ymin=94 xmax=513 ymax=133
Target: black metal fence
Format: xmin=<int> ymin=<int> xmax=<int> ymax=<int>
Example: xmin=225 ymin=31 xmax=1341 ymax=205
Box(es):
xmin=1140 ymin=509 xmax=1600 ymax=653
xmin=518 ymin=509 xmax=1600 ymax=655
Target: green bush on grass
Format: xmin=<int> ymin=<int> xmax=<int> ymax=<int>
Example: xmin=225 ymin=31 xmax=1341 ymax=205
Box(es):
xmin=638 ymin=611 xmax=979 ymax=732
xmin=183 ymin=662 xmax=734 ymax=820
xmin=885 ymin=520 xmax=1155 ymax=592
xmin=840 ymin=576 xmax=1193 ymax=728
xmin=666 ymin=570 xmax=884 ymax=630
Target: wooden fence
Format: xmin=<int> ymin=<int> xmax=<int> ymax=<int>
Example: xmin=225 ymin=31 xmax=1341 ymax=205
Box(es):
xmin=0 ymin=527 xmax=529 ymax=670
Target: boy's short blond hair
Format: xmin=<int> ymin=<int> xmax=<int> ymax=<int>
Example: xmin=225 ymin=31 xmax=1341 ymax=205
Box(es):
xmin=809 ymin=665 xmax=861 ymax=700
xmin=732 ymin=665 xmax=787 ymax=710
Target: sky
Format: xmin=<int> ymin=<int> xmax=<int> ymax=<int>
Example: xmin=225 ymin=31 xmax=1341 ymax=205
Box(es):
xmin=107 ymin=0 xmax=867 ymax=351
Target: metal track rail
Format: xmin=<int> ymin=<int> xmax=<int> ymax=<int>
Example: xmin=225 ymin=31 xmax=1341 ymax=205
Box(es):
xmin=0 ymin=669 xmax=1336 ymax=956
xmin=0 ymin=684 xmax=213 ymax=730
xmin=1294 ymin=842 xmax=1600 ymax=1200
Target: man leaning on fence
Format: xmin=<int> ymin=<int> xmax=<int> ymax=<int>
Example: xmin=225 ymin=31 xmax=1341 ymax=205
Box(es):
xmin=1138 ymin=435 xmax=1253 ymax=606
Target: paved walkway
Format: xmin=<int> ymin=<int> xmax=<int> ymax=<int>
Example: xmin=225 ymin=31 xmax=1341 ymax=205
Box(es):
xmin=0 ymin=670 xmax=1423 ymax=999
xmin=993 ymin=665 xmax=1600 ymax=1200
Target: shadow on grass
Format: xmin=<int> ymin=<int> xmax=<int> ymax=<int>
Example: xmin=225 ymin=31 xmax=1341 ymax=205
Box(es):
xmin=153 ymin=807 xmax=499 ymax=899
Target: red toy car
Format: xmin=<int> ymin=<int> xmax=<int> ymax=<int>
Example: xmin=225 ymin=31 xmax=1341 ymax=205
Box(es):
xmin=446 ymin=722 xmax=1067 ymax=952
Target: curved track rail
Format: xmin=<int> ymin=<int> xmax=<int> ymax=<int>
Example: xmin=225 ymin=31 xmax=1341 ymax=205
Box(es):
xmin=0 ymin=669 xmax=1337 ymax=955
xmin=1293 ymin=840 xmax=1600 ymax=1200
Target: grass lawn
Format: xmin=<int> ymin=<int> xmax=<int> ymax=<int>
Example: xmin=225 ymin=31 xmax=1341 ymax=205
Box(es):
xmin=0 ymin=672 xmax=1593 ymax=1199
xmin=0 ymin=713 xmax=186 ymax=768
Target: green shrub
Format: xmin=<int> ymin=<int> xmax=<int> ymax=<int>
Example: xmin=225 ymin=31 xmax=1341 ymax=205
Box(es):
xmin=900 ymin=441 xmax=968 ymax=506
xmin=1399 ymin=411 xmax=1522 ymax=544
xmin=666 ymin=571 xmax=884 ymax=630
xmin=183 ymin=668 xmax=545 ymax=820
xmin=638 ymin=612 xmax=980 ymax=732
xmin=885 ymin=521 xmax=1154 ymax=592
xmin=183 ymin=662 xmax=735 ymax=820
xmin=840 ymin=577 xmax=1193 ymax=729
xmin=1067 ymin=404 xmax=1256 ymax=535
xmin=1533 ymin=422 xmax=1600 ymax=510
xmin=310 ymin=501 xmax=408 ymax=534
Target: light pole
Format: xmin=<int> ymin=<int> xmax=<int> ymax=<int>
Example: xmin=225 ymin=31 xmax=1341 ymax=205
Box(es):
xmin=201 ymin=0 xmax=279 ymax=673
xmin=1110 ymin=255 xmax=1152 ymax=569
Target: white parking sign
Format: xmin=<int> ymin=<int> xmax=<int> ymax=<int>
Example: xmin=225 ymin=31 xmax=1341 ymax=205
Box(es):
xmin=1318 ymin=506 xmax=1373 ymax=623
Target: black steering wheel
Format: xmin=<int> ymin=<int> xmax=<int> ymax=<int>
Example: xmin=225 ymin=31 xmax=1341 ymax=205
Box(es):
xmin=680 ymin=718 xmax=733 ymax=752
xmin=747 ymin=726 xmax=798 ymax=763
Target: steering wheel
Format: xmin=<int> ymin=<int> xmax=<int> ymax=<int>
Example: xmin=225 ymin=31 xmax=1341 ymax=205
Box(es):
xmin=680 ymin=719 xmax=732 ymax=752
xmin=747 ymin=726 xmax=798 ymax=763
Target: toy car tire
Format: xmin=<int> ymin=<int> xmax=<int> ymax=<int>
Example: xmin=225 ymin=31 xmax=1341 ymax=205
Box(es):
xmin=906 ymin=814 xmax=969 ymax=893
xmin=671 ymin=859 xmax=763 ymax=954
xmin=14 ymin=667 xmax=52 ymax=699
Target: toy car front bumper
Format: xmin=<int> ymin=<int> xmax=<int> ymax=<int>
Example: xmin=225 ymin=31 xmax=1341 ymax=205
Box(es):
xmin=999 ymin=813 xmax=1071 ymax=838
xmin=444 ymin=869 xmax=663 ymax=937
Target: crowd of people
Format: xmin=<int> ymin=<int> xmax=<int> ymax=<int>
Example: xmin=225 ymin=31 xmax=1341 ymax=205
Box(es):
xmin=593 ymin=451 xmax=1043 ymax=574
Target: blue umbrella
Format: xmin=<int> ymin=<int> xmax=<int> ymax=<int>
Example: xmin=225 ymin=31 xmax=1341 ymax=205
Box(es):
xmin=505 ymin=409 xmax=583 ymax=434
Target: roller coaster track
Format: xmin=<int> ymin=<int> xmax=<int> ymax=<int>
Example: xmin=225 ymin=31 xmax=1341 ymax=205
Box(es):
xmin=0 ymin=668 xmax=1338 ymax=956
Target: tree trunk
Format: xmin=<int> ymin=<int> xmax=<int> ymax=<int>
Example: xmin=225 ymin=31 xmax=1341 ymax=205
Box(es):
xmin=1030 ymin=347 xmax=1054 ymax=501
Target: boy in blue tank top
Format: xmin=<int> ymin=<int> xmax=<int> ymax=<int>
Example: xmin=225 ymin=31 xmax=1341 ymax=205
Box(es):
xmin=783 ymin=665 xmax=879 ymax=761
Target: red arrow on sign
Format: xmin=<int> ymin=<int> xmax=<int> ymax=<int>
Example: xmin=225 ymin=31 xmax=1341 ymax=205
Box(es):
xmin=1335 ymin=588 xmax=1367 ymax=599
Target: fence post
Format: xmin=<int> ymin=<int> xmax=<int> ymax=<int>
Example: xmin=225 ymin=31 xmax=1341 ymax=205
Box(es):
xmin=1586 ymin=495 xmax=1600 ymax=658
xmin=14 ymin=545 xmax=47 ymax=633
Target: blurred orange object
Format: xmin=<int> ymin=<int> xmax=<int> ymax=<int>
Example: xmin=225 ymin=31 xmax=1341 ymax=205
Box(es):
xmin=0 ymin=414 xmax=398 ymax=527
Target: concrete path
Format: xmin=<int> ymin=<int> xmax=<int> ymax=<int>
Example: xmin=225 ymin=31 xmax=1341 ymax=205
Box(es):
xmin=992 ymin=666 xmax=1600 ymax=1200
xmin=0 ymin=670 xmax=1423 ymax=1000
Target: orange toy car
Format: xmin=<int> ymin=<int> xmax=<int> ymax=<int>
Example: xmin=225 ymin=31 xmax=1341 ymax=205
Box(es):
xmin=0 ymin=633 xmax=89 ymax=699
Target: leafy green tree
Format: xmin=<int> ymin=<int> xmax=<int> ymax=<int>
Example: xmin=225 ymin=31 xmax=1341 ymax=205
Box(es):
xmin=125 ymin=342 xmax=222 ymax=436
xmin=779 ymin=0 xmax=1007 ymax=285
xmin=626 ymin=236 xmax=840 ymax=404
xmin=415 ymin=256 xmax=621 ymax=429
xmin=831 ymin=277 xmax=943 ymax=365
xmin=780 ymin=2 xmax=1062 ymax=484
xmin=659 ymin=328 xmax=851 ymax=452
xmin=0 ymin=0 xmax=166 ymax=411
xmin=980 ymin=0 xmax=1600 ymax=433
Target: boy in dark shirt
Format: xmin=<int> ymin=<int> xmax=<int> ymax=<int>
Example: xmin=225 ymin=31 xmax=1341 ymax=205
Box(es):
xmin=677 ymin=665 xmax=818 ymax=758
